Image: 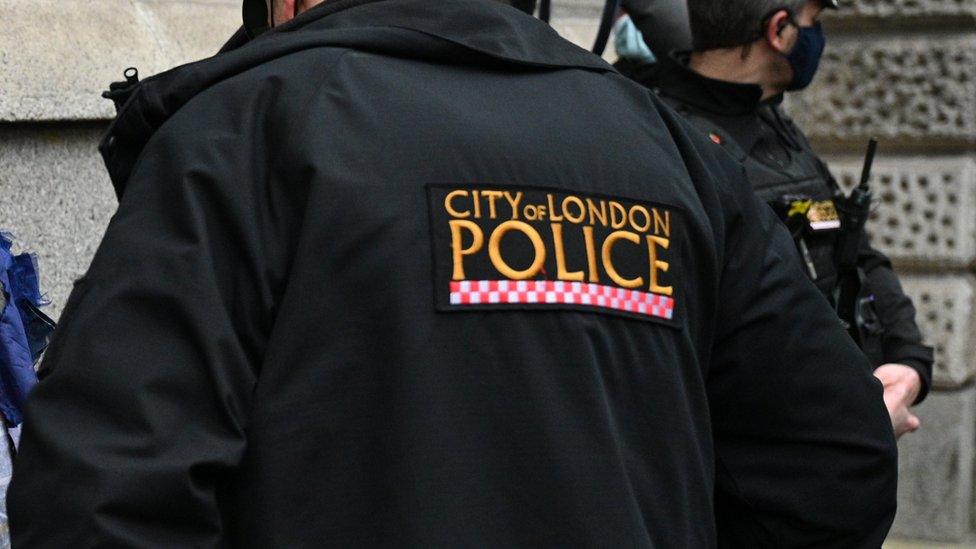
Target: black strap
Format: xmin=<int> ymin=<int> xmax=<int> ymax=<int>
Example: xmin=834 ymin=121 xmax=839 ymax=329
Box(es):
xmin=592 ymin=0 xmax=619 ymax=55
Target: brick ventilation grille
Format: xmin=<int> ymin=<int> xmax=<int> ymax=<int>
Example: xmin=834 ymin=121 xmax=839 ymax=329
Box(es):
xmin=901 ymin=277 xmax=975 ymax=387
xmin=836 ymin=0 xmax=976 ymax=17
xmin=789 ymin=40 xmax=976 ymax=140
xmin=831 ymin=160 xmax=976 ymax=265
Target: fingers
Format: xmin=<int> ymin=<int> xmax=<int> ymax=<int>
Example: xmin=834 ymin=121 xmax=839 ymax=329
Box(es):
xmin=894 ymin=413 xmax=921 ymax=439
xmin=874 ymin=364 xmax=923 ymax=405
xmin=879 ymin=375 xmax=924 ymax=439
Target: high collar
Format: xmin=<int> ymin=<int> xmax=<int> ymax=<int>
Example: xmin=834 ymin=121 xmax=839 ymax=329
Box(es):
xmin=101 ymin=0 xmax=614 ymax=197
xmin=652 ymin=52 xmax=766 ymax=116
xmin=267 ymin=0 xmax=609 ymax=71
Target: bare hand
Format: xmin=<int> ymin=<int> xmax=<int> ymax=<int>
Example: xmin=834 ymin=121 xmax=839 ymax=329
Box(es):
xmin=873 ymin=364 xmax=922 ymax=439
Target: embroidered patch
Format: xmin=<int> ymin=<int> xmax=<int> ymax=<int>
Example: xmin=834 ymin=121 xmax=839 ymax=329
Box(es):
xmin=806 ymin=199 xmax=841 ymax=231
xmin=427 ymin=185 xmax=681 ymax=326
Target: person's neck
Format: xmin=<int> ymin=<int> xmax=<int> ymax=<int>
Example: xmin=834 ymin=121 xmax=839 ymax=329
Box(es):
xmin=689 ymin=50 xmax=780 ymax=102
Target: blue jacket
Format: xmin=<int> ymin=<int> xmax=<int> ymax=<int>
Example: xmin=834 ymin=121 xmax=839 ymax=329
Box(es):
xmin=0 ymin=234 xmax=53 ymax=426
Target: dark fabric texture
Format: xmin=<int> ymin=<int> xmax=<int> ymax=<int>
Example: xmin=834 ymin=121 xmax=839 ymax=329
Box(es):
xmin=10 ymin=0 xmax=896 ymax=546
xmin=619 ymin=53 xmax=934 ymax=401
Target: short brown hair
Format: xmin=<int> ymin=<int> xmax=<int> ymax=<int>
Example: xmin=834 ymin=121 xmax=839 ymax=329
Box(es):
xmin=688 ymin=0 xmax=807 ymax=51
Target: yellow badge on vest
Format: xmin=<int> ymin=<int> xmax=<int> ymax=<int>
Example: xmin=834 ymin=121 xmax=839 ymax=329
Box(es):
xmin=784 ymin=198 xmax=842 ymax=232
xmin=427 ymin=185 xmax=681 ymax=325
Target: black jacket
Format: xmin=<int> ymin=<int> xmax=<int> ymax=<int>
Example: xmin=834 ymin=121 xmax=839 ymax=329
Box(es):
xmin=10 ymin=1 xmax=896 ymax=547
xmin=619 ymin=54 xmax=935 ymax=402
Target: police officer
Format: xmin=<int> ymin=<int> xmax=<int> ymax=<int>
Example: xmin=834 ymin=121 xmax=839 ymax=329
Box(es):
xmin=9 ymin=0 xmax=896 ymax=546
xmin=616 ymin=0 xmax=934 ymax=439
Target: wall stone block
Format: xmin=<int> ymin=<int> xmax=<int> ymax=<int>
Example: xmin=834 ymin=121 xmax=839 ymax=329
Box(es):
xmin=900 ymin=275 xmax=976 ymax=388
xmin=550 ymin=0 xmax=604 ymax=19
xmin=551 ymin=20 xmax=601 ymax=57
xmin=891 ymin=387 xmax=976 ymax=542
xmin=828 ymin=156 xmax=976 ymax=267
xmin=1 ymin=0 xmax=239 ymax=122
xmin=834 ymin=0 xmax=976 ymax=19
xmin=788 ymin=36 xmax=976 ymax=144
xmin=550 ymin=0 xmax=617 ymax=61
xmin=886 ymin=541 xmax=976 ymax=548
xmin=0 ymin=126 xmax=116 ymax=319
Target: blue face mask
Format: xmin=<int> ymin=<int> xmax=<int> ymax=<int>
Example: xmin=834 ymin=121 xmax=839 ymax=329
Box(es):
xmin=785 ymin=22 xmax=826 ymax=91
xmin=613 ymin=16 xmax=656 ymax=65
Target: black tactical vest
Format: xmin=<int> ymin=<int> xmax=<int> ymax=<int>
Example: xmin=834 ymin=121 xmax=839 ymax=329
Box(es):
xmin=662 ymin=98 xmax=842 ymax=299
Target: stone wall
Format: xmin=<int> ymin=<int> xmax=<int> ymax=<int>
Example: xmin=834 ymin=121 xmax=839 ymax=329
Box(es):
xmin=1 ymin=0 xmax=972 ymax=545
xmin=786 ymin=1 xmax=976 ymax=543
xmin=0 ymin=0 xmax=241 ymax=315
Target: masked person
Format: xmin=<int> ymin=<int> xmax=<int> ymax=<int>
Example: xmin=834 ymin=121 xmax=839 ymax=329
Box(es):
xmin=9 ymin=0 xmax=896 ymax=546
xmin=614 ymin=14 xmax=657 ymax=65
xmin=616 ymin=0 xmax=934 ymax=439
xmin=618 ymin=0 xmax=692 ymax=59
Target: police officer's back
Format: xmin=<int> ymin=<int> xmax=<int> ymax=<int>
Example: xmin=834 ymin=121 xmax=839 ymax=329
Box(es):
xmin=9 ymin=0 xmax=896 ymax=546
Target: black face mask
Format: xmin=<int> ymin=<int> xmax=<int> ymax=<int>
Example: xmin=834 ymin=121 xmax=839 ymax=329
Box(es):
xmin=784 ymin=21 xmax=827 ymax=91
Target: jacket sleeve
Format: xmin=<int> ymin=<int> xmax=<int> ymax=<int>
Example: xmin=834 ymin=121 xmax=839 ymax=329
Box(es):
xmin=707 ymin=173 xmax=898 ymax=547
xmin=7 ymin=107 xmax=292 ymax=547
xmin=858 ymin=241 xmax=935 ymax=403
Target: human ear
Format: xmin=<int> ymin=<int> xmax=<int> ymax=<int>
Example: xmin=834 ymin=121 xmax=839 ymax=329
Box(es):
xmin=765 ymin=10 xmax=796 ymax=54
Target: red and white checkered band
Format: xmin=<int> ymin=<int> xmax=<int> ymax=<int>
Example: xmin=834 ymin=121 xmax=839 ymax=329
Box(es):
xmin=449 ymin=280 xmax=675 ymax=320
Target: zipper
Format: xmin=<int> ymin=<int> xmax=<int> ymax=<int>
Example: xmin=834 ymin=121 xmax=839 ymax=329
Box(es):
xmin=101 ymin=67 xmax=141 ymax=114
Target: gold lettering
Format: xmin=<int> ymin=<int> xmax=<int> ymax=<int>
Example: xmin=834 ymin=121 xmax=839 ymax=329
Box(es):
xmin=547 ymin=194 xmax=564 ymax=222
xmin=602 ymin=231 xmax=644 ymax=289
xmin=483 ymin=190 xmax=503 ymax=220
xmin=629 ymin=205 xmax=652 ymax=233
xmin=647 ymin=235 xmax=673 ymax=296
xmin=489 ymin=221 xmax=546 ymax=280
xmin=449 ymin=220 xmax=484 ymax=280
xmin=562 ymin=196 xmax=586 ymax=224
xmin=587 ymin=198 xmax=608 ymax=227
xmin=582 ymin=226 xmax=600 ymax=283
xmin=472 ymin=190 xmax=482 ymax=219
xmin=652 ymin=209 xmax=671 ymax=238
xmin=444 ymin=190 xmax=470 ymax=219
xmin=609 ymin=201 xmax=628 ymax=230
xmin=503 ymin=191 xmax=523 ymax=220
xmin=550 ymin=224 xmax=584 ymax=281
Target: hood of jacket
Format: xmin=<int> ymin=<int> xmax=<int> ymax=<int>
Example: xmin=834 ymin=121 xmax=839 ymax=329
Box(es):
xmin=100 ymin=0 xmax=614 ymax=198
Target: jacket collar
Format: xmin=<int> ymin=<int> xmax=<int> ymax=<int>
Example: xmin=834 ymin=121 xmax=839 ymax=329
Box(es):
xmin=652 ymin=52 xmax=765 ymax=116
xmin=101 ymin=0 xmax=613 ymax=197
xmin=272 ymin=0 xmax=610 ymax=71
